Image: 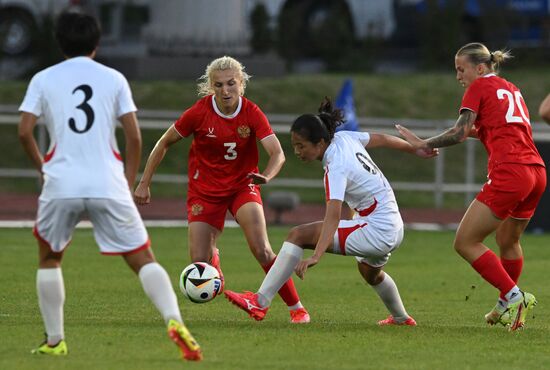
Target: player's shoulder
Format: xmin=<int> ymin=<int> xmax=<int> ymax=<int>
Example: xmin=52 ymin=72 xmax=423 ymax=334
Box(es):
xmin=241 ymin=96 xmax=262 ymax=113
xmin=189 ymin=95 xmax=212 ymax=113
xmin=334 ymin=130 xmax=369 ymax=143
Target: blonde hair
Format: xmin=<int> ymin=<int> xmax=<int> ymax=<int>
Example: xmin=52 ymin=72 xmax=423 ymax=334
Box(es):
xmin=197 ymin=56 xmax=250 ymax=97
xmin=456 ymin=42 xmax=512 ymax=74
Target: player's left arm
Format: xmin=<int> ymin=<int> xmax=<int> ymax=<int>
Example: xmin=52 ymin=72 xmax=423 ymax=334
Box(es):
xmin=119 ymin=112 xmax=142 ymax=189
xmin=295 ymin=199 xmax=341 ymax=279
xmin=367 ymin=132 xmax=439 ymax=158
xmin=248 ymin=135 xmax=285 ymax=185
xmin=396 ymin=109 xmax=477 ymax=150
xmin=18 ymin=112 xmax=43 ymax=175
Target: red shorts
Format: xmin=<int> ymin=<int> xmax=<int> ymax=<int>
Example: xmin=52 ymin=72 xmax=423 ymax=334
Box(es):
xmin=476 ymin=163 xmax=546 ymax=220
xmin=187 ymin=184 xmax=263 ymax=230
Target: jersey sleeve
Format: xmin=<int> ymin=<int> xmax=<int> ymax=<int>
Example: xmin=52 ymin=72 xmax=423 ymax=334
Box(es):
xmin=251 ymin=104 xmax=274 ymax=140
xmin=173 ymin=102 xmax=201 ymax=137
xmin=460 ymin=81 xmax=482 ymax=114
xmin=19 ymin=73 xmax=43 ymax=116
xmin=323 ymin=164 xmax=347 ymax=202
xmin=115 ymin=73 xmax=137 ymax=117
xmin=345 ymin=131 xmax=371 ymax=146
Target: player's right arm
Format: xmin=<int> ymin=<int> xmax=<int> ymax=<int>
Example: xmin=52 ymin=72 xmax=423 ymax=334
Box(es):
xmin=119 ymin=112 xmax=141 ymax=189
xmin=134 ymin=126 xmax=182 ymax=205
xmin=18 ymin=112 xmax=43 ymax=176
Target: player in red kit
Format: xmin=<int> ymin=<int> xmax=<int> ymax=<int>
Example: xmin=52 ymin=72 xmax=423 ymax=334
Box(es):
xmin=396 ymin=43 xmax=545 ymax=331
xmin=134 ymin=56 xmax=309 ymax=323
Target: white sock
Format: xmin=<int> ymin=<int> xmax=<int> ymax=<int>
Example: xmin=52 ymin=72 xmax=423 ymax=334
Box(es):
xmin=505 ymin=286 xmax=521 ymax=303
xmin=257 ymin=242 xmax=303 ymax=308
xmin=139 ymin=263 xmax=182 ymax=325
xmin=37 ymin=268 xmax=65 ymax=345
xmin=371 ymin=273 xmax=409 ymax=322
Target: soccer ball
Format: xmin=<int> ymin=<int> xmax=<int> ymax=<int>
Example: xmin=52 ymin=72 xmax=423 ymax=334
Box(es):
xmin=179 ymin=262 xmax=222 ymax=303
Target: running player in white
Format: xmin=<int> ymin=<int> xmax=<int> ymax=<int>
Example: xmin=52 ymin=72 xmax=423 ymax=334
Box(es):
xmin=224 ymin=97 xmax=437 ymax=325
xmin=18 ymin=12 xmax=201 ymax=361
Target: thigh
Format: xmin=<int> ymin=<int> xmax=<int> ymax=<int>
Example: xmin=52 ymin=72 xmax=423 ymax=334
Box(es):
xmin=188 ymin=221 xmax=221 ymax=262
xmin=86 ymin=198 xmax=150 ymax=255
xmin=286 ymin=221 xmax=324 ymax=248
xmin=34 ymin=198 xmax=85 ymax=252
xmin=456 ymin=199 xmax=501 ymax=243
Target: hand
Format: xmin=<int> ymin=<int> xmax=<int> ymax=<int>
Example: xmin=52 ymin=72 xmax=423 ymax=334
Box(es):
xmin=294 ymin=255 xmax=320 ymax=280
xmin=395 ymin=124 xmax=429 ymax=150
xmin=415 ymin=147 xmax=439 ymax=158
xmin=134 ymin=182 xmax=151 ymax=205
xmin=247 ymin=172 xmax=269 ymax=185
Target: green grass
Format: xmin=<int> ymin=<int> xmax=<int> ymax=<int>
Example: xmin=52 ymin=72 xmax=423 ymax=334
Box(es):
xmin=1 ymin=227 xmax=550 ymax=370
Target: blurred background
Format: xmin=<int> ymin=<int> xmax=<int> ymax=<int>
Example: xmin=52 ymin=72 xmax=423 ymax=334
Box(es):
xmin=1 ymin=0 xmax=550 ymax=229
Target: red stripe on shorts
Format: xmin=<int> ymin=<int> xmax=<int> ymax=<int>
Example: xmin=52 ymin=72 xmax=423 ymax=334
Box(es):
xmin=101 ymin=238 xmax=151 ymax=256
xmin=337 ymin=223 xmax=367 ymax=255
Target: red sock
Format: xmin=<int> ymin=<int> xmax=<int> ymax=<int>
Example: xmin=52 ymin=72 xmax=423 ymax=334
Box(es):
xmin=471 ymin=250 xmax=516 ymax=299
xmin=501 ymin=257 xmax=523 ymax=284
xmin=261 ymin=257 xmax=300 ymax=307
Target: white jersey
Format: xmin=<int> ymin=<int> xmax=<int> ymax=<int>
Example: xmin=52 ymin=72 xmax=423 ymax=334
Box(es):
xmin=322 ymin=131 xmax=402 ymax=229
xmin=19 ymin=57 xmax=137 ymax=200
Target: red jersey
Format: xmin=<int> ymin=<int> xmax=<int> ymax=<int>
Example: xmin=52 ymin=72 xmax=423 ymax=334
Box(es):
xmin=174 ymin=95 xmax=274 ymax=198
xmin=460 ymin=74 xmax=544 ymax=171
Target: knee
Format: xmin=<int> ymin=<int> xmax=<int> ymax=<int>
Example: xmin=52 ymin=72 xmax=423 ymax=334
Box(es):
xmin=366 ymin=270 xmax=384 ymax=285
xmin=286 ymin=226 xmax=301 ymax=244
xmin=495 ymin=233 xmax=518 ymax=249
xmin=358 ymin=263 xmax=384 ymax=285
xmin=453 ymin=236 xmax=469 ymax=256
xmin=250 ymin=242 xmax=276 ymax=264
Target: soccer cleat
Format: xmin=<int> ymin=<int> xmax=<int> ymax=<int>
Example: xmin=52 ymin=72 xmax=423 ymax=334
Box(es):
xmin=290 ymin=307 xmax=311 ymax=324
xmin=31 ymin=339 xmax=68 ymax=356
xmin=224 ymin=290 xmax=268 ymax=321
xmin=378 ymin=315 xmax=417 ymax=326
xmin=210 ymin=247 xmax=224 ymax=293
xmin=507 ymin=291 xmax=537 ymax=331
xmin=167 ymin=319 xmax=202 ymax=361
xmin=484 ymin=306 xmax=512 ymax=327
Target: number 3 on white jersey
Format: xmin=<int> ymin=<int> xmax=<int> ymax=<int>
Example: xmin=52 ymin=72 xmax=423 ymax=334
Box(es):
xmin=224 ymin=142 xmax=237 ymax=160
xmin=497 ymin=89 xmax=530 ymax=125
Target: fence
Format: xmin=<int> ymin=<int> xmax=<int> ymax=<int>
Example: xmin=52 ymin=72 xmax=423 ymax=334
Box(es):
xmin=3 ymin=104 xmax=550 ymax=208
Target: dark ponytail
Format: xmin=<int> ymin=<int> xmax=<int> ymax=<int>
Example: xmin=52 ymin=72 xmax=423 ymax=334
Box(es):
xmin=291 ymin=97 xmax=345 ymax=144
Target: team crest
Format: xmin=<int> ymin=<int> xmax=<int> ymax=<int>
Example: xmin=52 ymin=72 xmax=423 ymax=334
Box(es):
xmin=191 ymin=203 xmax=204 ymax=216
xmin=237 ymin=125 xmax=251 ymax=138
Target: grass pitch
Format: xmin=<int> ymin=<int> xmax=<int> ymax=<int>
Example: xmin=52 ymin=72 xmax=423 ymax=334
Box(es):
xmin=1 ymin=227 xmax=550 ymax=370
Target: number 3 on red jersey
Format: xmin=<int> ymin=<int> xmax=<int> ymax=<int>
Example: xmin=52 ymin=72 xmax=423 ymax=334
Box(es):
xmin=497 ymin=89 xmax=530 ymax=125
xmin=224 ymin=142 xmax=237 ymax=160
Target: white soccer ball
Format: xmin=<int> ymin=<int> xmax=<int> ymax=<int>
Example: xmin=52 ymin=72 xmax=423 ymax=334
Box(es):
xmin=179 ymin=262 xmax=222 ymax=303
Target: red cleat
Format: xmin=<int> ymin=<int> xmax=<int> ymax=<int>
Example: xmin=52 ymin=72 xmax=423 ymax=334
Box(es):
xmin=290 ymin=307 xmax=310 ymax=324
xmin=378 ymin=315 xmax=417 ymax=326
xmin=224 ymin=290 xmax=268 ymax=321
xmin=210 ymin=247 xmax=224 ymax=292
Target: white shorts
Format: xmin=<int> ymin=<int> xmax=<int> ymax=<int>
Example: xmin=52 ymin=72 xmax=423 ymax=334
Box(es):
xmin=34 ymin=198 xmax=149 ymax=255
xmin=331 ymin=218 xmax=404 ymax=267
